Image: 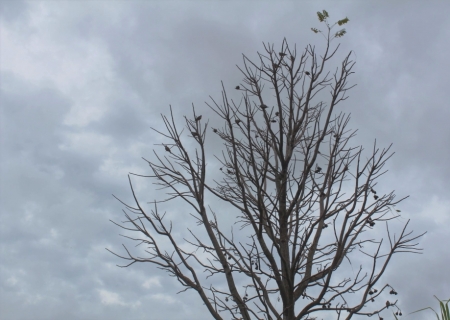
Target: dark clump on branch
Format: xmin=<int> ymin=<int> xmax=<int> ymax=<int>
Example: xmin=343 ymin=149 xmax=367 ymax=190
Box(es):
xmin=109 ymin=10 xmax=426 ymax=320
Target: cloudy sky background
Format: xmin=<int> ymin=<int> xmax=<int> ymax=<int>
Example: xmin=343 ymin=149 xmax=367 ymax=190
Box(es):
xmin=1 ymin=1 xmax=449 ymax=319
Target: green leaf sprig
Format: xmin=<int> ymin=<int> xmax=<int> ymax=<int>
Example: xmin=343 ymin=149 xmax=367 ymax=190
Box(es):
xmin=311 ymin=10 xmax=350 ymax=41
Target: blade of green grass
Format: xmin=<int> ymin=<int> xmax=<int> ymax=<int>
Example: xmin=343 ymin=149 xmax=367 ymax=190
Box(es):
xmin=409 ymin=296 xmax=450 ymax=320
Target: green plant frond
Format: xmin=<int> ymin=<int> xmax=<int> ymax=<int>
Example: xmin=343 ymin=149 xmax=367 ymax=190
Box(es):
xmin=335 ymin=29 xmax=346 ymax=38
xmin=311 ymin=28 xmax=320 ymax=34
xmin=435 ymin=295 xmax=450 ymax=320
xmin=337 ymin=17 xmax=350 ymax=26
xmin=322 ymin=10 xmax=329 ymax=18
xmin=445 ymin=303 xmax=450 ymax=320
xmin=317 ymin=11 xmax=325 ymax=22
xmin=437 ymin=297 xmax=450 ymax=320
xmin=410 ymin=296 xmax=450 ymax=320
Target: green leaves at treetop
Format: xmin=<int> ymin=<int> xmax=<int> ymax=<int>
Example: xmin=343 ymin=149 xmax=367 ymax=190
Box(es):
xmin=337 ymin=17 xmax=350 ymax=26
xmin=335 ymin=29 xmax=347 ymax=38
xmin=317 ymin=10 xmax=329 ymax=22
xmin=312 ymin=10 xmax=349 ymax=38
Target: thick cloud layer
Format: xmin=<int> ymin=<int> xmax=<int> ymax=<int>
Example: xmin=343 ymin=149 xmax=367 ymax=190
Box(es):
xmin=1 ymin=1 xmax=449 ymax=319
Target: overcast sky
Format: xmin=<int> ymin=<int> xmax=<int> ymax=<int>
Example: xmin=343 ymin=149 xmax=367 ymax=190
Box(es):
xmin=1 ymin=1 xmax=449 ymax=319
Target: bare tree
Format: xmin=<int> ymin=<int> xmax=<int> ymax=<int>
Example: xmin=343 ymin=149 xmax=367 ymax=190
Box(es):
xmin=108 ymin=11 xmax=425 ymax=320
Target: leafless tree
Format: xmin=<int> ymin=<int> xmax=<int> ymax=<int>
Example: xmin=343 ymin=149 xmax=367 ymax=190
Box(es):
xmin=108 ymin=11 xmax=425 ymax=320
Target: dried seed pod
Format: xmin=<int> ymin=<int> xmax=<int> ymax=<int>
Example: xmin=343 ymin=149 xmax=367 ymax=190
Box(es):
xmin=195 ymin=115 xmax=202 ymax=121
xmin=235 ymin=86 xmax=240 ymax=90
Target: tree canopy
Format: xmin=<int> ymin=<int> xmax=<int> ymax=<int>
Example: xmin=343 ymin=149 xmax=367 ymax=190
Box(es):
xmin=109 ymin=11 xmax=425 ymax=320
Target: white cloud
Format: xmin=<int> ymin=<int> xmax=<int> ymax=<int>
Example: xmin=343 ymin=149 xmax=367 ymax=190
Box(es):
xmin=1 ymin=4 xmax=116 ymax=128
xmin=150 ymin=293 xmax=177 ymax=304
xmin=418 ymin=195 xmax=450 ymax=225
xmin=58 ymin=131 xmax=115 ymax=157
xmin=142 ymin=277 xmax=161 ymax=289
xmin=6 ymin=276 xmax=18 ymax=287
xmin=98 ymin=289 xmax=126 ymax=306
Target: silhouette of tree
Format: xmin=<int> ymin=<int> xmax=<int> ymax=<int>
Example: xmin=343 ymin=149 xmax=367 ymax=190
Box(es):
xmin=108 ymin=11 xmax=425 ymax=320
